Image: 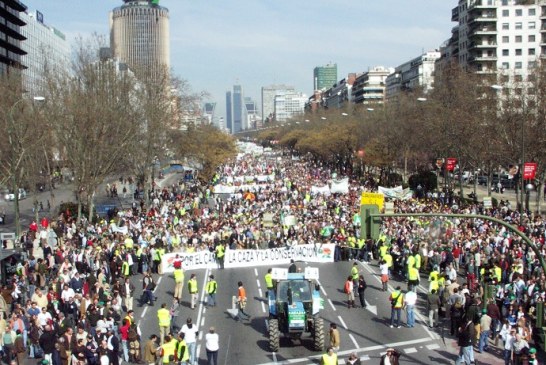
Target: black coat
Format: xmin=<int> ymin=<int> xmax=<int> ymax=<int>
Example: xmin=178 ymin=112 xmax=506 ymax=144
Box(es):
xmin=39 ymin=331 xmax=57 ymax=353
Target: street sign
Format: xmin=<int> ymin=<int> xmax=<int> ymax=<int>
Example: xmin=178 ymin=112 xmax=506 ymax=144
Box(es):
xmin=360 ymin=192 xmax=384 ymax=211
xmin=524 ymin=162 xmax=538 ymax=179
xmin=483 ymin=197 xmax=492 ymax=208
xmin=446 ymin=158 xmax=457 ymax=172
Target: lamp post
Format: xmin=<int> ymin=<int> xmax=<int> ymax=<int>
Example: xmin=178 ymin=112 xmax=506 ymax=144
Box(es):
xmin=8 ymin=96 xmax=45 ymax=238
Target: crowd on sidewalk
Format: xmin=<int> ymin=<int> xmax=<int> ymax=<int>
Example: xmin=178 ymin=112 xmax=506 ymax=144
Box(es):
xmin=0 ymin=145 xmax=545 ymax=365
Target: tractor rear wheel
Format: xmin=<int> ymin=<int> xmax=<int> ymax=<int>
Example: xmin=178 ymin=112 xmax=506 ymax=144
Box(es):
xmin=312 ymin=316 xmax=324 ymax=351
xmin=269 ymin=318 xmax=280 ymax=352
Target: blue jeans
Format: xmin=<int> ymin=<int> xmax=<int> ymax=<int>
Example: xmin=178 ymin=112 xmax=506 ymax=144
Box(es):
xmin=122 ymin=340 xmax=129 ymax=361
xmin=479 ymin=330 xmax=490 ymax=352
xmin=390 ymin=308 xmax=401 ymax=327
xmin=455 ymin=345 xmax=472 ymax=365
xmin=503 ymin=349 xmax=511 ymax=365
xmin=406 ymin=305 xmax=415 ymax=327
xmin=208 ymin=293 xmax=216 ymax=307
xmin=187 ymin=342 xmax=196 ymax=364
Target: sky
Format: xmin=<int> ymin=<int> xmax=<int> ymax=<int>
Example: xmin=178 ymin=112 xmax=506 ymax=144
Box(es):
xmin=22 ymin=0 xmax=455 ymax=122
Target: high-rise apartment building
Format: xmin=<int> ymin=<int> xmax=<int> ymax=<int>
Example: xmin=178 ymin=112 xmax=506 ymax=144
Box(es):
xmin=203 ymin=102 xmax=216 ymax=125
xmin=313 ymin=63 xmax=337 ymax=91
xmin=352 ymin=66 xmax=393 ymax=104
xmin=385 ymin=51 xmax=441 ymax=100
xmin=274 ymin=92 xmax=306 ymax=122
xmin=0 ymin=0 xmax=27 ymax=74
xmin=20 ymin=10 xmax=69 ymax=94
xmin=110 ymin=0 xmax=170 ymax=76
xmin=261 ymin=84 xmax=295 ymax=123
xmin=232 ymin=85 xmax=244 ymax=133
xmin=448 ymin=0 xmax=545 ymax=80
xmin=244 ymin=96 xmax=260 ymax=129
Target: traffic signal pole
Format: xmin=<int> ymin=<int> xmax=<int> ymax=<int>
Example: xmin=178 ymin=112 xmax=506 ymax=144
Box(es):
xmin=361 ymin=209 xmax=546 ymax=282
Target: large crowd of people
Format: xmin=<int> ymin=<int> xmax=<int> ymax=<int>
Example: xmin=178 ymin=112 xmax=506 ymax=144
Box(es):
xmin=0 ymin=144 xmax=544 ymax=365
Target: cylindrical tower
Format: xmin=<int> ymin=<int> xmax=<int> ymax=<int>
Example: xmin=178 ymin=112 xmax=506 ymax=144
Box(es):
xmin=110 ymin=0 xmax=170 ymax=76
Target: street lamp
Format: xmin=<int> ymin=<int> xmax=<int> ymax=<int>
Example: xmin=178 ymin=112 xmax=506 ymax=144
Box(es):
xmin=8 ymin=95 xmax=45 ymax=238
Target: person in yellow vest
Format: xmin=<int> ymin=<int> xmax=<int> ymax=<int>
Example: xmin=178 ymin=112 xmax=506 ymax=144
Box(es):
xmin=383 ymin=251 xmax=393 ymax=278
xmin=124 ymin=236 xmax=134 ymax=250
xmin=205 ymin=275 xmax=217 ymax=307
xmin=175 ymin=332 xmax=189 ymax=365
xmin=493 ymin=263 xmax=502 ymax=283
xmin=121 ymin=260 xmax=131 ymax=278
xmin=379 ymin=242 xmax=388 ymax=259
xmin=188 ymin=274 xmax=198 ymax=309
xmin=389 ymin=286 xmax=404 ymax=328
xmin=408 ymin=266 xmax=420 ymax=291
xmin=160 ymin=335 xmax=177 ymax=364
xmin=215 ymin=243 xmax=225 ymax=270
xmin=264 ymin=268 xmax=274 ymax=299
xmin=157 ymin=246 xmax=165 ymax=274
xmin=157 ymin=303 xmax=171 ymax=345
xmin=350 ymin=262 xmax=359 ymax=294
xmin=357 ymin=238 xmax=366 ymax=262
xmin=414 ymin=251 xmax=422 ymax=271
xmin=429 ymin=266 xmax=439 ymax=282
xmin=429 ymin=277 xmax=439 ymax=294
xmin=407 ymin=254 xmax=415 ymax=271
xmin=173 ymin=267 xmax=184 ymax=300
xmin=320 ymin=347 xmax=338 ymax=365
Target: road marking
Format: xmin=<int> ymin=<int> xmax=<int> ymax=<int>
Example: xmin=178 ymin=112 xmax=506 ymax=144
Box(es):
xmin=153 ymin=277 xmax=162 ymax=293
xmin=272 ymin=352 xmax=277 ymax=363
xmin=337 ymin=315 xmax=348 ymax=329
xmin=349 ymin=333 xmax=359 ymax=349
xmin=427 ymin=343 xmax=441 ymax=350
xmin=316 ymin=280 xmax=328 ymax=296
xmin=201 ymin=317 xmax=205 ymax=326
xmin=195 ymin=268 xmax=210 ymax=360
xmin=265 ymin=319 xmax=269 ymax=331
xmin=359 ymin=261 xmax=439 ymax=340
xmin=140 ymin=307 xmax=147 ymax=318
xmin=254 ymin=268 xmax=258 ymax=276
xmin=256 ymin=279 xmax=261 ymax=288
xmin=260 ymin=300 xmax=266 ymax=313
xmin=360 ymin=355 xmax=370 ymax=361
xmin=256 ymin=337 xmax=432 ymax=365
xmin=328 ymin=299 xmax=336 ymax=311
xmin=404 ymin=347 xmax=417 ymax=354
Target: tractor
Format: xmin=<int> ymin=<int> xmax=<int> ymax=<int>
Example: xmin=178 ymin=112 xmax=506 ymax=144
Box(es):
xmin=267 ymin=267 xmax=324 ymax=352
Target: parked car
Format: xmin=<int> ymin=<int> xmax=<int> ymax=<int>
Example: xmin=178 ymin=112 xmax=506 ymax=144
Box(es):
xmin=4 ymin=188 xmax=27 ymax=201
xmin=477 ymin=174 xmax=515 ymax=189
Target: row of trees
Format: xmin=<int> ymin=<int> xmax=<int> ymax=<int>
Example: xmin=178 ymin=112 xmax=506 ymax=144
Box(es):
xmin=0 ymin=36 xmax=236 ymax=234
xmin=253 ymin=61 xmax=546 ymax=212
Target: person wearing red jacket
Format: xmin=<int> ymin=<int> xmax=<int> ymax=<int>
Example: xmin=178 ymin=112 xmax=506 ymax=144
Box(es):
xmin=120 ymin=321 xmax=130 ymax=362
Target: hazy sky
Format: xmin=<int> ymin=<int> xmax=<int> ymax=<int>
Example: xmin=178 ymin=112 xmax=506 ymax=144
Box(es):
xmin=22 ymin=0 xmax=455 ymax=120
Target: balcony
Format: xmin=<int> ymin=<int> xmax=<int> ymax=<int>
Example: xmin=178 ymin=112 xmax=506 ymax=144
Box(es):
xmin=468 ymin=12 xmax=497 ymax=24
xmin=469 ymin=25 xmax=497 ymax=35
xmin=452 ymin=7 xmax=459 ymax=22
xmin=468 ymin=0 xmax=495 ymax=12
xmin=468 ymin=54 xmax=497 ymax=63
xmin=468 ymin=41 xmax=497 ymax=49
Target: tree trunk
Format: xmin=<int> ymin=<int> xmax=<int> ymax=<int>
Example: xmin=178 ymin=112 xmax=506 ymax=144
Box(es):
xmin=88 ymin=191 xmax=95 ymax=223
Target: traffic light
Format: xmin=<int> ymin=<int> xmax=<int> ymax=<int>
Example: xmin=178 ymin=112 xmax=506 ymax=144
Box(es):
xmin=361 ymin=204 xmax=380 ymax=240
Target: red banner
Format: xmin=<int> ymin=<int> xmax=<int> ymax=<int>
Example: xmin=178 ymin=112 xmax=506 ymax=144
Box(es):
xmin=523 ymin=162 xmax=538 ymax=180
xmin=446 ymin=158 xmax=457 ymax=172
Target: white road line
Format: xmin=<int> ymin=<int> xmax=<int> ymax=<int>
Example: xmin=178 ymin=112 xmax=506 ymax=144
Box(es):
xmin=272 ymin=352 xmax=277 ymax=363
xmin=201 ymin=317 xmax=205 ymax=326
xmin=260 ymin=300 xmax=266 ymax=313
xmin=258 ymin=288 xmax=263 ymax=297
xmin=404 ymin=347 xmax=417 ymax=354
xmin=337 ymin=315 xmax=348 ymax=329
xmin=427 ymin=343 xmax=441 ymax=350
xmin=256 ymin=279 xmax=261 ymax=288
xmin=360 ymin=355 xmax=370 ymax=361
xmin=196 ymin=345 xmax=201 ymax=358
xmin=195 ymin=268 xmax=210 ymax=360
xmin=254 ymin=268 xmax=258 ymax=276
xmin=358 ymin=261 xmax=439 ymax=340
xmin=140 ymin=307 xmax=147 ymax=318
xmin=265 ymin=319 xmax=269 ymax=331
xmin=153 ymin=276 xmax=162 ymax=293
xmin=316 ymin=280 xmax=328 ymax=296
xmin=256 ymin=337 xmax=432 ymax=365
xmin=349 ymin=333 xmax=359 ymax=349
xmin=328 ymin=299 xmax=336 ymax=311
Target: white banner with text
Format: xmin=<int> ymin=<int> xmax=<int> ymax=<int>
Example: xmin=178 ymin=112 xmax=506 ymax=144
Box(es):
xmin=161 ymin=243 xmax=336 ymax=272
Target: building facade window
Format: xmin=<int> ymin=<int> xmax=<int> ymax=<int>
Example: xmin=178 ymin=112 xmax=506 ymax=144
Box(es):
xmin=503 ymin=49 xmax=509 ymax=56
xmin=502 ymin=62 xmax=509 ymax=69
xmin=529 ymin=8 xmax=536 ymax=16
xmin=515 ymin=49 xmax=522 ymax=56
xmin=515 ymin=35 xmax=522 ymax=42
xmin=529 ymin=35 xmax=536 ymax=42
xmin=502 ymin=9 xmax=509 ymax=17
xmin=515 ymin=22 xmax=522 ymax=30
xmin=528 ymin=48 xmax=536 ymax=55
xmin=528 ymin=22 xmax=536 ymax=30
xmin=502 ymin=23 xmax=509 ymax=30
xmin=515 ymin=62 xmax=522 ymax=69
xmin=515 ymin=9 xmax=522 ymax=16
xmin=502 ymin=36 xmax=509 ymax=43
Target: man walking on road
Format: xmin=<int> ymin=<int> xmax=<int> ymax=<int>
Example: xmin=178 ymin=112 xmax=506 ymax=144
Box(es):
xmin=329 ymin=323 xmax=340 ymax=352
xmin=264 ymin=268 xmax=274 ymax=299
xmin=427 ymin=289 xmax=440 ymax=328
xmin=187 ymin=274 xmax=198 ymax=310
xmin=121 ymin=277 xmax=135 ymax=312
xmin=157 ymin=303 xmax=171 ymax=345
xmin=205 ymin=275 xmax=217 ymax=307
xmin=389 ymin=286 xmax=404 ymax=328
xmin=455 ymin=319 xmax=475 ymax=365
xmin=173 ymin=266 xmax=184 ymax=301
xmin=320 ymin=347 xmax=338 ymax=365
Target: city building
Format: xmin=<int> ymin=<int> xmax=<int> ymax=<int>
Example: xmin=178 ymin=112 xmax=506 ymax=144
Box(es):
xmin=0 ymin=0 xmax=27 ymax=74
xmin=385 ymin=51 xmax=441 ymax=100
xmin=274 ymin=91 xmax=307 ymax=122
xmin=20 ymin=9 xmax=69 ymax=94
xmin=225 ymin=91 xmax=232 ymax=133
xmin=110 ymin=0 xmax=170 ymax=77
xmin=322 ymin=73 xmax=357 ymax=108
xmin=202 ymin=102 xmax=216 ymax=125
xmin=313 ymin=63 xmax=337 ymax=91
xmin=261 ymin=84 xmax=295 ymax=123
xmin=225 ymin=84 xmax=246 ymax=133
xmin=352 ymin=66 xmax=393 ymax=105
xmin=244 ymin=96 xmax=260 ymax=129
xmin=445 ymin=0 xmax=546 ymax=81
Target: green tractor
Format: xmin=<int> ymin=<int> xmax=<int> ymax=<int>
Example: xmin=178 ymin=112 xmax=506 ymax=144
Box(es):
xmin=267 ymin=267 xmax=324 ymax=352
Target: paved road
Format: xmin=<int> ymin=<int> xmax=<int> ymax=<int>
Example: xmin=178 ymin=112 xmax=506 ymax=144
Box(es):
xmin=133 ymin=259 xmax=506 ymax=365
